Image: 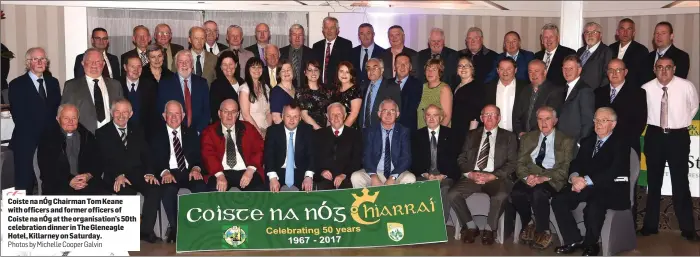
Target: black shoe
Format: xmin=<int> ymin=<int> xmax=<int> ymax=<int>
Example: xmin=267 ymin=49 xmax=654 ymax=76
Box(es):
xmin=555 ymin=242 xmax=583 ymax=254
xmin=581 ymin=244 xmax=600 ymax=256
xmin=681 ymin=230 xmax=700 ymax=241
xmin=140 ymin=233 xmax=161 ymax=243
xmin=166 ymin=227 xmax=177 ymax=243
xmin=637 ymin=227 xmax=658 ymax=236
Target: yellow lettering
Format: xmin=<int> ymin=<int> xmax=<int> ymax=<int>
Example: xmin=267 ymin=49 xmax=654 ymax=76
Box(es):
xmin=380 ymin=206 xmax=392 ymax=217
xmin=404 ymin=204 xmax=416 ymax=214
xmin=392 ymin=205 xmax=404 ymax=216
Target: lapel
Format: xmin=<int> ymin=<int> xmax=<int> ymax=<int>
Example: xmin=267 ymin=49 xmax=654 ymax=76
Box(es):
xmin=524 ymin=131 xmax=540 ymax=156
xmin=390 ymin=125 xmax=400 ymax=158
xmin=79 ymin=77 xmax=96 ymax=109
xmin=535 ymin=81 xmax=552 ymax=106
xmin=552 ymin=130 xmax=566 ymax=160
xmin=22 ymin=73 xmax=44 ymax=103
xmin=493 ymin=128 xmax=505 ymax=165
xmin=470 ymin=127 xmax=484 ymax=153
xmin=565 ymin=80 xmax=583 ymax=103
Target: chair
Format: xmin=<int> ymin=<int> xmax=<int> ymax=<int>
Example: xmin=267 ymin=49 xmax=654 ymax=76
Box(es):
xmin=139 ymin=193 xmax=168 ymax=240
xmin=447 ymin=192 xmax=507 ymax=243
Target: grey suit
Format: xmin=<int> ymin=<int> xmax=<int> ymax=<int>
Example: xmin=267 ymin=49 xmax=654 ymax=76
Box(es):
xmin=194 ymin=51 xmax=217 ymax=86
xmin=220 ymin=48 xmax=254 ymax=80
xmin=61 ymin=77 xmax=123 ymax=133
xmin=557 ymin=78 xmax=594 ymax=144
xmin=577 ymin=43 xmax=613 ymax=89
xmin=358 ymin=79 xmax=402 ymax=129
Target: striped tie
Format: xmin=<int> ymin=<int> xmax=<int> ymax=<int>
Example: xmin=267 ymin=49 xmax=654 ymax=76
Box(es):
xmin=476 ymin=131 xmax=491 ymax=170
xmin=173 ymin=130 xmax=186 ymax=171
xmin=119 ymin=128 xmax=127 ymax=147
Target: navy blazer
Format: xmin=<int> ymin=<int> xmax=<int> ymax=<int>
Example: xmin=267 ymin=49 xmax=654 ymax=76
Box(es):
xmin=351 ymin=43 xmax=386 ymax=86
xmin=363 ymin=122 xmax=411 ymax=177
xmin=484 ymin=49 xmax=536 ymax=84
xmin=74 ymin=53 xmax=121 ymax=79
xmin=8 ymin=72 xmax=61 ymax=149
xmin=264 ymin=123 xmax=316 ymax=188
xmin=150 ymin=124 xmax=203 ymax=178
xmin=393 ymin=76 xmax=422 ymax=132
xmin=156 ymin=73 xmax=211 ymax=133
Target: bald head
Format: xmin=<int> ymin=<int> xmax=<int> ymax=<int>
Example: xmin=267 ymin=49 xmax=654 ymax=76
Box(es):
xmin=219 ymin=99 xmax=240 ymax=128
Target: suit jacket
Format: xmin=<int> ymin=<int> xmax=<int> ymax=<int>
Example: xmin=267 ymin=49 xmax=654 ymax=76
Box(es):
xmin=569 ymin=132 xmax=631 ymax=210
xmin=61 ymin=76 xmax=124 ymax=134
xmin=75 ymin=52 xmax=120 ymax=79
xmin=193 ymin=51 xmax=217 ymax=86
xmin=457 ymin=127 xmax=518 ymax=181
xmin=457 ymin=47 xmax=498 ymax=86
xmin=644 ymin=44 xmax=690 ymax=83
xmin=577 ymin=43 xmax=613 ymax=89
xmin=8 ymin=72 xmax=61 ymax=150
xmin=315 ymin=126 xmax=363 ymax=178
xmin=244 ymin=43 xmax=264 ymax=60
xmin=557 ymin=78 xmax=594 ymax=143
xmin=209 ymin=77 xmax=240 ymax=124
xmin=484 ymin=49 xmax=536 ymax=84
xmin=264 ymin=123 xmax=316 ymax=188
xmin=395 ymin=76 xmax=422 ymax=131
xmin=411 ymin=126 xmax=460 ymax=180
xmin=37 ymin=123 xmax=100 ymax=194
xmin=535 ymin=45 xmax=577 ymax=87
xmin=363 ymin=123 xmax=411 ymax=176
xmin=119 ymin=76 xmax=159 ymax=137
xmin=380 ymin=46 xmax=419 ymax=79
xmin=594 ymin=83 xmax=647 ymax=155
xmin=484 ymin=79 xmax=528 ymax=129
xmin=220 ymin=47 xmax=254 ymax=80
xmin=261 ymin=66 xmax=280 ymax=88
xmin=200 ymin=120 xmax=265 ymax=182
xmin=157 ymin=73 xmax=210 ymax=133
xmin=609 ymin=40 xmax=649 ymax=87
xmin=351 ymin=43 xmax=386 ymax=86
xmin=358 ymin=78 xmax=402 ymax=129
xmin=516 ymin=129 xmax=575 ymax=191
xmin=312 ymin=36 xmax=353 ymax=84
xmin=151 ymin=124 xmax=203 ymax=177
xmin=280 ymin=45 xmax=316 ymax=86
xmin=95 ymin=122 xmax=152 ymax=182
xmin=512 ymin=80 xmax=565 ymax=135
xmin=416 ymin=47 xmax=458 ymax=83
xmin=164 ymin=43 xmax=185 ymax=71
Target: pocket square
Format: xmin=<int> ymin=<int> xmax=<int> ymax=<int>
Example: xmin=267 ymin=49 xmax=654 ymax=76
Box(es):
xmin=614 ymin=176 xmax=629 ymax=182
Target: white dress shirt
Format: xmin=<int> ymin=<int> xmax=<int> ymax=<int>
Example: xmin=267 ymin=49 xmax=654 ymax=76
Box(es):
xmin=102 ymin=51 xmax=113 ymax=78
xmin=654 ymin=45 xmax=672 ymax=64
xmin=565 ymin=76 xmax=581 ymax=100
xmin=126 ymin=78 xmax=139 ymax=92
xmin=428 ymin=126 xmax=440 ymax=142
xmin=160 ymin=126 xmax=191 ymax=176
xmin=586 ymin=41 xmax=601 ymax=55
xmin=544 ymin=46 xmax=558 ymax=73
xmin=321 ymin=38 xmax=337 ymax=80
xmin=191 ymin=49 xmax=206 ymax=69
xmin=206 ymin=43 xmax=221 ymax=55
xmin=642 ymin=76 xmax=699 ymax=128
xmin=214 ymin=123 xmax=256 ymax=178
xmin=473 ymin=128 xmax=498 ymax=172
xmin=332 ymin=126 xmax=344 ymax=136
xmin=617 ymin=42 xmax=630 ymax=59
xmin=85 ymin=75 xmax=111 ymax=129
xmin=267 ymin=127 xmax=314 ymax=180
xmin=529 ymin=130 xmax=556 ymax=170
xmin=496 ymin=79 xmax=517 ymax=131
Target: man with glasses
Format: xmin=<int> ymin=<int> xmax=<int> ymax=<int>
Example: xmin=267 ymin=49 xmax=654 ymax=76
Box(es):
xmin=121 ymin=25 xmax=152 ymax=73
xmin=74 ymin=28 xmax=120 ymax=79
xmin=576 ymin=22 xmax=613 ymax=89
xmin=644 ymin=21 xmax=689 ymax=83
xmin=157 ymin=50 xmax=210 ymax=134
xmin=154 ymin=23 xmax=185 ymax=71
xmin=9 ymin=47 xmax=61 ymax=194
xmin=203 ymin=20 xmax=227 ymax=55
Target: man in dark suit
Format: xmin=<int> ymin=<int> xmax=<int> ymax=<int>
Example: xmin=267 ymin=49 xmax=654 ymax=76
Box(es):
xmin=280 ymin=24 xmax=315 ymax=87
xmin=535 ymin=23 xmax=576 ymax=87
xmin=203 ymin=20 xmax=228 ymax=55
xmin=152 ymin=101 xmax=207 ymax=243
xmin=393 ymin=53 xmax=422 ymax=131
xmin=351 ymin=23 xmax=386 ymax=86
xmin=202 ymin=99 xmax=265 ymax=191
xmin=576 ymin=22 xmax=613 ymax=89
xmin=315 ymin=103 xmax=362 ymax=190
xmin=74 ymin=28 xmax=120 ymax=79
xmin=485 ymin=31 xmax=536 ymax=84
xmin=264 ymin=103 xmax=316 ymax=192
xmin=120 ymin=55 xmax=158 ymax=138
xmin=154 ymin=23 xmax=185 ymax=72
xmin=513 ymin=59 xmax=565 ymax=136
xmin=63 ymin=48 xmax=124 ymax=134
xmin=445 ymin=104 xmax=518 ymax=245
xmin=351 ymin=99 xmax=416 ymax=187
xmin=457 ymin=27 xmax=498 ymax=86
xmin=223 ymin=25 xmax=255 ymax=80
xmin=558 ymin=55 xmax=594 ymax=145
xmin=381 ymin=25 xmax=419 ymax=79
xmin=552 ymin=107 xmax=631 ymax=256
xmin=188 ymin=26 xmax=217 ymax=86
xmin=416 ymin=28 xmax=457 ymax=83
xmin=95 ymin=99 xmax=162 ymax=243
xmin=244 ymin=23 xmax=271 ymax=65
xmin=37 ymin=104 xmax=109 ymax=195
xmin=261 ymin=44 xmax=281 ymax=87
xmin=644 ymin=21 xmax=690 ymax=83
xmin=157 ymin=50 xmax=210 ymax=133
xmin=120 ymin=25 xmax=152 ymax=70
xmin=359 ymin=58 xmax=402 ymax=129
xmin=511 ymin=106 xmax=575 ymax=249
xmin=9 ymin=47 xmax=61 ymax=194
xmin=609 ymin=18 xmax=649 ymax=88
xmin=313 ymin=16 xmax=353 ymax=84
xmin=484 ymin=58 xmax=528 ymax=132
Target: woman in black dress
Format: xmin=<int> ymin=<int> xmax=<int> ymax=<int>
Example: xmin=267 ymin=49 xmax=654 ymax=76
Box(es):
xmin=331 ymin=61 xmax=362 ymax=128
xmin=452 ymin=56 xmax=484 ymax=144
xmin=141 ymin=44 xmax=173 ymax=83
xmin=297 ymin=60 xmax=331 ymax=129
xmin=210 ymin=50 xmax=242 ymax=123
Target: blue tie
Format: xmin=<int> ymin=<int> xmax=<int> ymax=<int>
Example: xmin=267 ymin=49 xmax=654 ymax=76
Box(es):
xmin=580 ymin=50 xmax=592 ymax=66
xmin=383 ymin=129 xmax=392 ymax=177
xmin=285 ymin=131 xmax=295 ymax=188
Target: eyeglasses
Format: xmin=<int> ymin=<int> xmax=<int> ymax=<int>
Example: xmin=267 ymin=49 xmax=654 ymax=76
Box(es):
xmin=380 ymin=109 xmax=397 ymax=114
xmin=583 ymin=31 xmax=600 ymax=36
xmin=655 ymin=65 xmax=675 ymax=72
xmin=156 ymin=32 xmax=171 ymax=36
xmin=457 ymin=64 xmax=473 ymax=69
xmin=607 ymin=68 xmax=625 ymax=74
xmin=365 ymin=66 xmax=382 ymax=72
xmin=27 ymin=57 xmax=49 ymax=63
xmin=593 ymin=119 xmax=614 ymax=124
xmin=220 ymin=110 xmax=239 ymax=116
xmin=481 ymin=112 xmax=499 ymax=118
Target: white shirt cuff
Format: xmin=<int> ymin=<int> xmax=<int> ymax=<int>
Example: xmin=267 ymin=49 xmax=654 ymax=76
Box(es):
xmin=390 ymin=174 xmax=398 ymax=179
xmin=247 ymin=166 xmax=257 ymax=171
xmin=143 ymin=174 xmax=154 ymax=178
xmin=160 ymin=169 xmax=170 ymax=177
xmin=215 ymin=171 xmax=225 ymax=178
xmin=267 ymin=172 xmax=279 ymax=180
xmin=304 ymin=171 xmax=314 ymax=178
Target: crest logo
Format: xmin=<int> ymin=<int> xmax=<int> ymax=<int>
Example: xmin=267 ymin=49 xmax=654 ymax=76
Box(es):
xmin=223 ymin=226 xmax=247 ymax=247
xmin=387 ymin=222 xmax=404 ymax=242
xmin=350 ymin=188 xmax=380 ymax=225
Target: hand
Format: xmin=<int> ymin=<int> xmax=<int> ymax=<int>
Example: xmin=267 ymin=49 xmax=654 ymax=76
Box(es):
xmin=519 ymin=132 xmax=526 ymax=137
xmin=370 ymin=174 xmax=383 ymax=187
xmin=301 ymin=177 xmax=314 ymax=192
xmin=526 ymin=174 xmax=537 ymax=187
xmin=113 ymin=175 xmax=131 ymax=193
xmin=468 ymin=172 xmax=482 ymax=182
xmin=161 ymin=171 xmax=177 ymax=184
xmin=333 ymin=174 xmax=346 ymax=188
xmin=189 ymin=169 xmax=203 ymax=181
xmin=69 ymin=176 xmax=86 ymax=190
xmin=240 ymin=168 xmax=255 ymax=188
xmin=571 ymin=176 xmax=586 ymax=192
xmin=536 ymin=176 xmax=551 ymax=185
xmin=435 ymin=174 xmax=446 ymax=181
xmin=384 ymin=176 xmax=396 ymax=185
xmin=145 ymin=175 xmax=160 ymax=185
xmin=321 ymin=170 xmax=333 ymax=181
xmin=312 ymin=124 xmax=322 ymax=130
xmin=422 ymin=173 xmax=430 ymax=180
xmin=269 ymin=178 xmax=281 ymax=193
xmin=469 ymin=120 xmax=479 ymax=130
xmin=484 ymin=173 xmax=497 ymax=182
xmin=216 ymin=175 xmax=228 ymax=192
xmin=75 ymin=173 xmax=91 ymax=183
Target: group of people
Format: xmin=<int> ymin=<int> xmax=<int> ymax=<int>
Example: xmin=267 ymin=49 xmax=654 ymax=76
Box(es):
xmin=7 ymin=14 xmax=699 ymax=254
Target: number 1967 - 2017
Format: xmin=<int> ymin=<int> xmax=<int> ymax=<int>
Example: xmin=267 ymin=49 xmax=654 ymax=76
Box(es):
xmin=288 ymin=236 xmax=342 ymax=245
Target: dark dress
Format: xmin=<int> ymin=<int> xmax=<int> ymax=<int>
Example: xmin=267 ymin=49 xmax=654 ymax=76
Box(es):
xmin=297 ymin=86 xmax=332 ymax=128
xmin=332 ymin=85 xmax=363 ymax=128
xmin=210 ymin=77 xmax=241 ymax=123
xmin=270 ymin=86 xmax=295 ymax=114
xmin=451 ymin=81 xmax=484 ymax=146
xmin=140 ymin=64 xmax=173 ymax=84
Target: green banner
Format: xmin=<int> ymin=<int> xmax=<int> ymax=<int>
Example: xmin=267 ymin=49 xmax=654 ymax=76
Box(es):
xmin=175 ymin=180 xmax=448 ymax=253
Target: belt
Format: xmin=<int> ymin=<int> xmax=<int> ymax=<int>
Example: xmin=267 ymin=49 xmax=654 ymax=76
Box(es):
xmin=649 ymin=125 xmax=687 ymax=134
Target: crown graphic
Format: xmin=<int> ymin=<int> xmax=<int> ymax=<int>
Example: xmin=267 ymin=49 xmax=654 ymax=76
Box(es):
xmin=352 ymin=188 xmax=379 ymax=202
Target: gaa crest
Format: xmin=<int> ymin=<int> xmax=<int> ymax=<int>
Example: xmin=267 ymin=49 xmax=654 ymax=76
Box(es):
xmin=223 ymin=225 xmax=247 ymax=247
xmin=387 ymin=222 xmax=404 ymax=242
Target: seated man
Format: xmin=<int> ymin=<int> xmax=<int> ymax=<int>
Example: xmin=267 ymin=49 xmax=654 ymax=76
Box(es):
xmin=37 ymin=104 xmax=110 ymax=195
xmin=446 ymin=104 xmax=518 ymax=245
xmin=351 ymin=99 xmax=416 ymax=187
xmin=151 ymin=100 xmax=208 ymax=243
xmin=411 ymin=104 xmax=458 ymax=221
xmin=511 ymin=106 xmax=574 ymax=249
xmin=95 ymin=99 xmax=162 ymax=243
xmin=264 ymin=103 xmax=316 ymax=192
xmin=201 ymin=99 xmax=265 ymax=191
xmin=315 ymin=102 xmax=363 ymax=190
xmin=552 ymin=107 xmax=631 ymax=256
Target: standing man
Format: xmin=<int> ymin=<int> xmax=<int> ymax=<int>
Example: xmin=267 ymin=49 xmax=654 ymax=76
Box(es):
xmin=245 ymin=23 xmax=271 ymax=65
xmin=203 ymin=20 xmax=228 ymax=55
xmin=392 ymin=53 xmax=422 ymax=132
xmin=74 ymin=28 xmax=120 ymax=79
xmin=188 ymin=26 xmax=217 ymax=85
xmin=513 ymin=59 xmax=564 ymax=136
xmin=576 ymin=22 xmax=613 ymax=89
xmin=154 ymin=23 xmax=185 ymax=71
xmin=485 ymin=31 xmax=535 ymax=84
xmin=157 ymin=50 xmax=210 ymax=133
xmin=121 ymin=25 xmax=152 ymax=69
xmin=120 ymin=55 xmax=158 ymax=138
xmin=313 ymin=16 xmax=353 ymax=84
xmin=534 ymin=23 xmax=576 ymax=87
xmin=262 ymin=44 xmax=281 ymax=87
xmin=381 ymin=25 xmax=418 ymax=79
xmin=314 ymin=103 xmax=363 ymax=190
xmin=645 ymin=21 xmax=690 ymax=83
xmin=457 ymin=27 xmax=498 ymax=86
xmin=640 ymin=57 xmax=699 ymax=241
xmin=223 ymin=25 xmax=254 ymax=79
xmin=9 ymin=47 xmax=61 ymax=194
xmin=557 ymin=55 xmax=594 ymax=145
xmin=484 ymin=58 xmax=528 ymax=132
xmin=351 ymin=23 xmax=386 ymax=86
xmin=359 ymin=58 xmax=401 ymax=129
xmin=416 ymin=28 xmax=458 ymax=83
xmin=62 ymin=48 xmax=124 ymax=134
xmin=280 ymin=24 xmax=315 ymax=87
xmin=609 ymin=18 xmax=649 ymax=87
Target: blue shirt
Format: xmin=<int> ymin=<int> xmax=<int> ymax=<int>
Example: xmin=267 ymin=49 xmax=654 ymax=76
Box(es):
xmin=374 ymin=124 xmax=396 ymax=177
xmin=396 ymin=76 xmax=408 ymax=91
xmin=28 ymin=72 xmax=44 ymax=93
xmin=530 ymin=130 xmax=556 ymax=169
xmin=364 ymin=78 xmax=383 ymax=125
xmin=359 ymin=44 xmax=375 ymax=71
xmin=178 ymin=74 xmax=193 ymax=96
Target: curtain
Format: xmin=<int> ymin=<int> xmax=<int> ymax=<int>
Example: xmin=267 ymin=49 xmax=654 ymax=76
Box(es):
xmin=203 ymin=11 xmax=308 ymax=49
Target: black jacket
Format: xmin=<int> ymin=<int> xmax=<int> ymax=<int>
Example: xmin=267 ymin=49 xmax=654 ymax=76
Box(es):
xmin=264 ymin=123 xmax=316 ymax=188
xmin=594 ymin=84 xmax=647 ymax=156
xmin=314 ymin=126 xmax=362 ymax=179
xmin=411 ymin=126 xmax=460 ymax=180
xmin=95 ymin=122 xmax=152 ymax=182
xmin=150 ymin=124 xmax=204 ymax=177
xmin=37 ymin=123 xmax=100 ymax=194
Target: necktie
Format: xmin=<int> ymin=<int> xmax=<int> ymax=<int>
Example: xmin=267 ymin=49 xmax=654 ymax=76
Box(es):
xmin=37 ymin=78 xmax=46 ymax=101
xmin=119 ymin=128 xmax=127 ymax=147
xmin=226 ymin=129 xmax=237 ymax=168
xmin=580 ymin=50 xmax=592 ymax=66
xmin=430 ymin=131 xmax=438 ymax=173
xmin=195 ymin=55 xmax=203 ymax=76
xmin=535 ymin=136 xmax=547 ymax=168
xmin=431 ymin=53 xmax=440 ymax=59
xmin=610 ymin=88 xmax=617 ymax=103
xmin=173 ymin=130 xmax=186 ymax=171
xmin=232 ymin=49 xmax=240 ymax=64
xmin=661 ymin=86 xmax=668 ymax=129
xmin=544 ymin=52 xmax=552 ymax=71
xmin=593 ymin=139 xmax=603 ymax=157
xmin=525 ymin=89 xmax=539 ymax=132
xmin=140 ymin=52 xmax=148 ymax=66
xmin=384 ymin=129 xmax=392 ymax=177
xmin=292 ymin=49 xmax=301 ymax=85
xmin=285 ymin=131 xmax=295 ymax=188
xmin=93 ymin=79 xmax=106 ymax=123
xmin=508 ymin=54 xmax=518 ymax=61
xmin=130 ymin=83 xmax=136 ymax=94
xmin=476 ymin=131 xmax=491 ymax=170
xmin=363 ymin=82 xmax=376 ymax=128
xmin=270 ymin=68 xmax=277 ymax=87
xmin=323 ymin=42 xmax=331 ymax=83
xmin=102 ymin=57 xmax=111 ymax=78
xmin=334 ymin=130 xmax=339 ymax=137
xmin=162 ymin=48 xmax=169 ymax=69
xmin=362 ymin=49 xmax=369 ymax=71
xmin=184 ymin=79 xmax=193 ymax=127
xmin=209 ymin=47 xmax=214 ymax=54
xmin=260 ymin=47 xmax=266 ymax=66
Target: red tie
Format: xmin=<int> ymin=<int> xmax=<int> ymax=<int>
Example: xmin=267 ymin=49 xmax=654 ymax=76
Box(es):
xmin=184 ymin=79 xmax=193 ymax=127
xmin=334 ymin=130 xmax=339 ymax=137
xmin=323 ymin=42 xmax=331 ymax=83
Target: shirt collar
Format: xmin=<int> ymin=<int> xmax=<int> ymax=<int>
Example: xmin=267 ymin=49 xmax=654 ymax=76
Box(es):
xmin=221 ymin=123 xmax=235 ymax=133
xmin=597 ymin=132 xmax=612 ymax=143
xmin=86 ymin=75 xmax=103 ymax=82
xmin=541 ymin=129 xmax=555 ymax=139
xmin=113 ymin=122 xmax=127 ymax=131
xmin=382 ymin=124 xmax=395 ymax=132
xmin=326 ymin=38 xmax=337 ymax=44
xmin=168 ymin=125 xmax=181 ymax=136
xmin=483 ymin=127 xmax=497 ymax=135
xmin=126 ymin=78 xmax=139 ymax=86
xmin=619 ymin=41 xmax=631 ymax=50
xmin=658 ymin=45 xmax=672 ymax=55
xmin=611 ymin=81 xmax=624 ymax=90
xmin=372 ymin=77 xmax=383 ymax=86
xmin=206 ymin=42 xmax=218 ymax=49
xmin=28 ymin=71 xmax=42 ymax=81
xmin=191 ymin=49 xmax=205 ymax=59
xmin=363 ymin=43 xmax=375 ymax=52
xmin=137 ymin=48 xmax=147 ymax=55
xmin=285 ymin=126 xmax=298 ymax=135
xmin=506 ymin=50 xmax=520 ymax=58
xmin=547 ymin=46 xmax=558 ymax=55
xmin=587 ymin=41 xmax=601 ymax=53
xmin=178 ymin=74 xmax=191 ymax=82
xmin=428 ymin=126 xmax=440 ymax=134
xmin=498 ymin=79 xmax=515 ymax=87
xmin=333 ymin=126 xmax=344 ymax=135
xmin=567 ymin=76 xmax=581 ymax=88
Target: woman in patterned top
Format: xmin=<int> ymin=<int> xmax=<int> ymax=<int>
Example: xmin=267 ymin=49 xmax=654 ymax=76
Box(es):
xmin=331 ymin=61 xmax=362 ymax=128
xmin=297 ymin=60 xmax=331 ymax=129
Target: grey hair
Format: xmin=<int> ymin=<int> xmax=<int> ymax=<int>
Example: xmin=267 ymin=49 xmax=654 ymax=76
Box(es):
xmin=379 ymin=99 xmax=399 ymax=111
xmin=584 ymin=22 xmax=602 ymax=32
xmin=535 ymin=105 xmax=557 ymax=119
xmin=219 ymin=99 xmax=238 ymax=111
xmin=541 ymin=23 xmax=560 ymax=37
xmin=466 ymin=27 xmax=483 ymax=38
xmin=110 ymin=98 xmax=133 ymax=113
xmin=226 ymin=25 xmax=243 ymax=35
xmin=430 ymin=28 xmax=445 ymax=40
xmin=367 ymin=57 xmax=384 ymax=71
xmin=596 ymin=107 xmax=617 ymax=121
xmin=163 ymin=100 xmax=184 ymax=114
xmin=326 ymin=102 xmax=347 ymax=116
xmin=289 ymin=24 xmax=305 ymax=35
xmin=57 ymin=103 xmax=80 ymax=119
xmin=322 ymin=16 xmax=339 ymax=28
xmin=188 ymin=26 xmax=206 ymax=38
xmin=145 ymin=44 xmax=163 ymax=58
xmin=82 ymin=48 xmax=101 ymax=59
xmin=423 ymin=104 xmax=444 ymax=116
xmin=174 ymin=49 xmax=193 ymax=64
xmin=264 ymin=44 xmax=280 ymax=57
xmin=528 ymin=58 xmax=546 ymax=67
xmin=481 ymin=104 xmax=501 ymax=116
xmin=25 ymin=47 xmax=46 ymax=60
